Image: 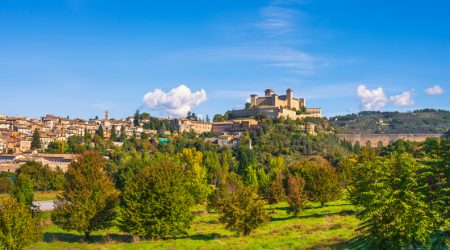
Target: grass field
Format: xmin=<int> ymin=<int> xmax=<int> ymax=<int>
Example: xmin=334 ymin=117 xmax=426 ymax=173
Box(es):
xmin=0 ymin=191 xmax=58 ymax=201
xmin=27 ymin=200 xmax=360 ymax=250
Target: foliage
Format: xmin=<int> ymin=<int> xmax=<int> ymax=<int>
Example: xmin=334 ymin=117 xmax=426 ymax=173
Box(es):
xmin=208 ymin=173 xmax=269 ymax=236
xmin=52 ymin=151 xmax=119 ymax=240
xmin=0 ymin=176 xmax=12 ymax=194
xmin=330 ymin=109 xmax=450 ymax=134
xmin=11 ymin=174 xmax=34 ymax=207
xmin=119 ymin=156 xmax=194 ymax=239
xmin=178 ymin=148 xmax=210 ymax=204
xmin=16 ymin=161 xmax=65 ymax=191
xmin=348 ymin=152 xmax=446 ymax=248
xmin=290 ymin=157 xmax=342 ymax=206
xmin=0 ymin=198 xmax=42 ymax=250
xmin=31 ymin=129 xmax=41 ymax=150
xmin=285 ymin=174 xmax=307 ymax=216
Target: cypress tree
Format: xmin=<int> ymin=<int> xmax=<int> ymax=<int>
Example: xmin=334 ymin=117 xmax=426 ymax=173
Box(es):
xmin=31 ymin=129 xmax=41 ymax=150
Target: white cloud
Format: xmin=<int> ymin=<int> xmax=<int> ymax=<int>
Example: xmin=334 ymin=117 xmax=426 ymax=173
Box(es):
xmin=390 ymin=90 xmax=415 ymax=107
xmin=142 ymin=85 xmax=207 ymax=117
xmin=425 ymin=85 xmax=444 ymax=95
xmin=356 ymin=85 xmax=388 ymax=111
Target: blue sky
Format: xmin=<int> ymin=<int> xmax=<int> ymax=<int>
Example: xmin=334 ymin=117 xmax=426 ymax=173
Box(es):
xmin=0 ymin=0 xmax=449 ymax=119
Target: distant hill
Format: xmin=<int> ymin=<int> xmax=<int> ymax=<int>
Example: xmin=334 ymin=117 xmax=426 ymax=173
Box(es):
xmin=329 ymin=109 xmax=450 ymax=134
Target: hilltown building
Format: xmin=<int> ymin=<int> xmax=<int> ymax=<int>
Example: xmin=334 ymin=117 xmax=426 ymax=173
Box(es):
xmin=231 ymin=88 xmax=322 ymax=120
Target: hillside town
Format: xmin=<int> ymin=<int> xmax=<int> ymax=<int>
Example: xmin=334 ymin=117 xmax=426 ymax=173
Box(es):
xmin=0 ymin=88 xmax=322 ymax=172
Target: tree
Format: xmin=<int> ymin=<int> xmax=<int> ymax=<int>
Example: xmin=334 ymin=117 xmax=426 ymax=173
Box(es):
xmin=348 ymin=153 xmax=444 ymax=248
xmin=133 ymin=109 xmax=140 ymax=127
xmin=11 ymin=174 xmax=34 ymax=207
xmin=31 ymin=129 xmax=41 ymax=150
xmin=178 ymin=148 xmax=210 ymax=204
xmin=0 ymin=176 xmax=12 ymax=194
xmin=285 ymin=174 xmax=307 ymax=217
xmin=0 ymin=198 xmax=42 ymax=250
xmin=96 ymin=125 xmax=104 ymax=138
xmin=119 ymin=157 xmax=194 ymax=239
xmin=208 ymin=173 xmax=269 ymax=236
xmin=291 ymin=157 xmax=342 ymax=207
xmin=353 ymin=141 xmax=361 ymax=154
xmin=110 ymin=125 xmax=118 ymax=142
xmin=16 ymin=161 xmax=65 ymax=191
xmin=52 ymin=151 xmax=119 ymax=240
xmin=119 ymin=126 xmax=127 ymax=141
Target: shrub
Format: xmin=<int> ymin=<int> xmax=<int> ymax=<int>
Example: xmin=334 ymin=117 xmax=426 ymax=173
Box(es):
xmin=0 ymin=198 xmax=42 ymax=250
xmin=209 ymin=173 xmax=269 ymax=236
xmin=119 ymin=157 xmax=195 ymax=239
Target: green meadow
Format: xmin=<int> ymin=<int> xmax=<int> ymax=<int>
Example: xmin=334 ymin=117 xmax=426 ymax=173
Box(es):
xmin=28 ymin=200 xmax=359 ymax=250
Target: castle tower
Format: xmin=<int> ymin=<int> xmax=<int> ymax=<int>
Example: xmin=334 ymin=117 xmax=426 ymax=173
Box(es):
xmin=265 ymin=89 xmax=274 ymax=97
xmin=286 ymin=88 xmax=293 ymax=109
xmin=250 ymin=94 xmax=257 ymax=107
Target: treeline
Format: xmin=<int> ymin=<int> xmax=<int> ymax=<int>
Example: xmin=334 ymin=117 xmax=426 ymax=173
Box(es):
xmin=330 ymin=109 xmax=450 ymax=134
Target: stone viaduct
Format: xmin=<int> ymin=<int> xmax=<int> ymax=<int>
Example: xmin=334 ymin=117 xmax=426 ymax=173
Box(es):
xmin=337 ymin=134 xmax=443 ymax=147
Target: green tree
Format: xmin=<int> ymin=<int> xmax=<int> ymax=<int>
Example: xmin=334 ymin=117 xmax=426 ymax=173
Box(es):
xmin=133 ymin=109 xmax=140 ymax=127
xmin=110 ymin=125 xmax=118 ymax=142
xmin=119 ymin=157 xmax=194 ymax=239
xmin=0 ymin=198 xmax=42 ymax=250
xmin=179 ymin=148 xmax=210 ymax=204
xmin=11 ymin=174 xmax=34 ymax=207
xmin=31 ymin=129 xmax=41 ymax=150
xmin=119 ymin=126 xmax=127 ymax=142
xmin=349 ymin=153 xmax=444 ymax=248
xmin=52 ymin=151 xmax=119 ymax=240
xmin=209 ymin=173 xmax=269 ymax=236
xmin=96 ymin=125 xmax=104 ymax=138
xmin=354 ymin=141 xmax=361 ymax=154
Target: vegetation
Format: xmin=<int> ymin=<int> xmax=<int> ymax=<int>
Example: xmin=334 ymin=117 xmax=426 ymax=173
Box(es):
xmin=119 ymin=156 xmax=195 ymax=240
xmin=0 ymin=198 xmax=42 ymax=250
xmin=330 ymin=109 xmax=450 ymax=134
xmin=52 ymin=151 xmax=119 ymax=240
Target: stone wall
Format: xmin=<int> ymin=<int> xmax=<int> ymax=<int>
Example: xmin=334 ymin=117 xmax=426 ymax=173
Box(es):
xmin=337 ymin=133 xmax=443 ymax=147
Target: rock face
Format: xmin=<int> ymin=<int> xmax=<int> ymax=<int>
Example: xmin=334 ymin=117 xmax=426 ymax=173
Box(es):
xmin=337 ymin=133 xmax=443 ymax=147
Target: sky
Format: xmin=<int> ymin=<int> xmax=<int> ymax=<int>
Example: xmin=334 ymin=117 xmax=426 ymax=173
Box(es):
xmin=0 ymin=0 xmax=449 ymax=119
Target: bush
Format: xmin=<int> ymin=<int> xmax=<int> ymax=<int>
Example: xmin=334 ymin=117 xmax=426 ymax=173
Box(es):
xmin=0 ymin=198 xmax=42 ymax=250
xmin=16 ymin=161 xmax=65 ymax=191
xmin=209 ymin=173 xmax=269 ymax=236
xmin=119 ymin=156 xmax=195 ymax=239
xmin=285 ymin=174 xmax=307 ymax=216
xmin=291 ymin=157 xmax=342 ymax=206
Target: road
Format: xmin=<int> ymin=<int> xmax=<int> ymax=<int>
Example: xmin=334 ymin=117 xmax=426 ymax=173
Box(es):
xmin=33 ymin=200 xmax=55 ymax=211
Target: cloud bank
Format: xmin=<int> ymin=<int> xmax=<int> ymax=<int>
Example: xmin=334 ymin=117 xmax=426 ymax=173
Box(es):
xmin=142 ymin=85 xmax=207 ymax=116
xmin=357 ymin=85 xmax=417 ymax=111
xmin=425 ymin=85 xmax=444 ymax=95
xmin=390 ymin=90 xmax=414 ymax=106
xmin=356 ymin=85 xmax=388 ymax=111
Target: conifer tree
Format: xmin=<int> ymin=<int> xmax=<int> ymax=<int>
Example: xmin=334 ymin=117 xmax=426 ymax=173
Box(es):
xmin=52 ymin=151 xmax=119 ymax=240
xmin=110 ymin=125 xmax=117 ymax=142
xmin=31 ymin=129 xmax=41 ymax=150
xmin=96 ymin=125 xmax=104 ymax=138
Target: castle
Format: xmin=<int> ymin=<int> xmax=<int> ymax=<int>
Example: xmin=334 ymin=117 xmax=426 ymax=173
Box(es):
xmin=231 ymin=88 xmax=321 ymax=120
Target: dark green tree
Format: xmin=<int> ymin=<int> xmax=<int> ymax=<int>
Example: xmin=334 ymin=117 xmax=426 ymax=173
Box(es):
xmin=110 ymin=125 xmax=118 ymax=142
xmin=96 ymin=125 xmax=104 ymax=138
xmin=133 ymin=110 xmax=140 ymax=127
xmin=31 ymin=129 xmax=41 ymax=150
xmin=119 ymin=126 xmax=127 ymax=142
xmin=52 ymin=151 xmax=119 ymax=240
xmin=119 ymin=157 xmax=194 ymax=239
xmin=349 ymin=153 xmax=444 ymax=248
xmin=11 ymin=174 xmax=34 ymax=207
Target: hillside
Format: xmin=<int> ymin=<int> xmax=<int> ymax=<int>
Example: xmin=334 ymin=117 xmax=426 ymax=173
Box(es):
xmin=329 ymin=109 xmax=450 ymax=134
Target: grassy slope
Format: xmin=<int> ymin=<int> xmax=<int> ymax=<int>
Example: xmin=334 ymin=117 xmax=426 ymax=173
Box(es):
xmin=28 ymin=200 xmax=359 ymax=250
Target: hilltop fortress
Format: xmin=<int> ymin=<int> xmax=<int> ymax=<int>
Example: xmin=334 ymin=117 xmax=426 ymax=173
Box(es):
xmin=231 ymin=88 xmax=322 ymax=120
